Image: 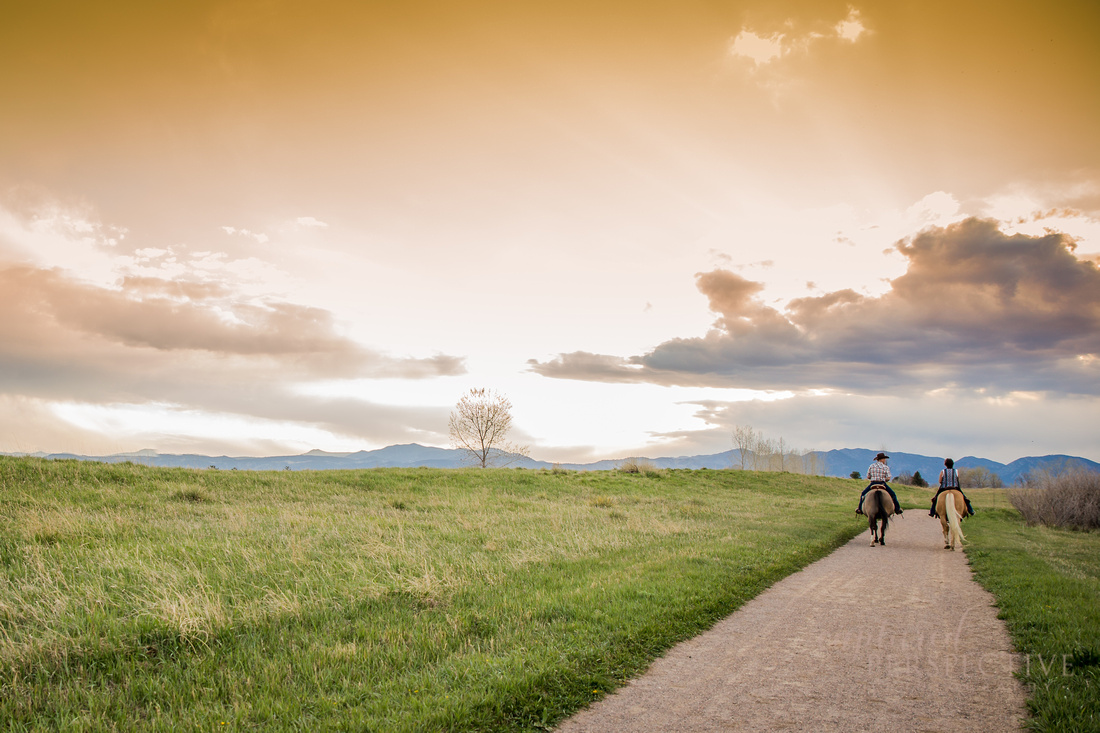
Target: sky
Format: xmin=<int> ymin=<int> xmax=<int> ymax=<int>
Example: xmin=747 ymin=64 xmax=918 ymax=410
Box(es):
xmin=1 ymin=1 xmax=1098 ymax=464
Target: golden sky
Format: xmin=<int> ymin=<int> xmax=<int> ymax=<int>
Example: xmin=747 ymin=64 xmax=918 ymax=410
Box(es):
xmin=2 ymin=1 xmax=1098 ymax=462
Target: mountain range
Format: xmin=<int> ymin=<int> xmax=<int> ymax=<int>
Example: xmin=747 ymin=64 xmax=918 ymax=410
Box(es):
xmin=5 ymin=444 xmax=1097 ymax=486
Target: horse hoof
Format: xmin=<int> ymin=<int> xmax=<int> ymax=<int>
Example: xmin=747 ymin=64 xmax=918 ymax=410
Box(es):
xmin=944 ymin=544 xmax=951 ymax=549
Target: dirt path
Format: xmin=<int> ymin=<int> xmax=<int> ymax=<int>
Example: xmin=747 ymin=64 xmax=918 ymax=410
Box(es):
xmin=555 ymin=513 xmax=1028 ymax=732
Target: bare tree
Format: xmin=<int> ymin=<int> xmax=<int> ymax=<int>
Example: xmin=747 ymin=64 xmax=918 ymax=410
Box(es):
xmin=752 ymin=434 xmax=770 ymax=470
xmin=959 ymin=466 xmax=1003 ymax=488
xmin=801 ymin=450 xmax=823 ymax=476
xmin=448 ymin=388 xmax=529 ymax=468
xmin=732 ymin=425 xmax=758 ymax=469
xmin=759 ymin=437 xmax=782 ymax=471
xmin=732 ymin=424 xmax=824 ymax=476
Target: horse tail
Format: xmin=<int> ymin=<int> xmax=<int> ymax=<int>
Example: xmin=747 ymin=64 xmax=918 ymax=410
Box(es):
xmin=946 ymin=490 xmax=965 ymax=546
xmin=866 ymin=488 xmax=886 ymax=522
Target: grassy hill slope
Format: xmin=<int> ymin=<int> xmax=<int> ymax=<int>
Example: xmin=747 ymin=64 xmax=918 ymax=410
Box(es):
xmin=1 ymin=457 xmax=879 ymax=731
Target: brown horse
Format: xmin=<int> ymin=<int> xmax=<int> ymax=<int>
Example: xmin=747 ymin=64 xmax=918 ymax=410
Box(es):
xmin=935 ymin=489 xmax=967 ymax=550
xmin=864 ymin=487 xmax=895 ymax=546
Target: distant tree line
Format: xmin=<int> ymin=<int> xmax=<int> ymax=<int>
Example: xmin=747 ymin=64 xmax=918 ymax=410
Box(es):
xmin=895 ymin=466 xmax=1003 ymax=488
xmin=895 ymin=471 xmax=928 ymax=487
xmin=731 ymin=425 xmax=824 ymax=476
xmin=732 ymin=424 xmax=1009 ymax=487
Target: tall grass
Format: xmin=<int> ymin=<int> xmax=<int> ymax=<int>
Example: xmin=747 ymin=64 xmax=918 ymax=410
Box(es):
xmin=615 ymin=458 xmax=660 ymax=476
xmin=964 ymin=501 xmax=1100 ymax=731
xmin=0 ymin=457 xmax=866 ymax=731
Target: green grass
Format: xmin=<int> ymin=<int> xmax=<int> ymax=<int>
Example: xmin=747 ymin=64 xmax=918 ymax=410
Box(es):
xmin=1 ymin=457 xmax=870 ymax=731
xmin=963 ymin=493 xmax=1100 ymax=732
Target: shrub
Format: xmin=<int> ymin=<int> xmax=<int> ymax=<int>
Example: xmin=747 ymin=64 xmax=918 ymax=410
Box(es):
xmin=618 ymin=459 xmax=639 ymax=473
xmin=850 ymin=471 xmax=861 ymax=480
xmin=1009 ymin=469 xmax=1100 ymax=530
xmin=617 ymin=459 xmax=663 ymax=477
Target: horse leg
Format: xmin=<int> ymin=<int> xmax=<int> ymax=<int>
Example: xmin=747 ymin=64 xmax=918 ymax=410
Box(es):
xmin=869 ymin=516 xmax=878 ymax=546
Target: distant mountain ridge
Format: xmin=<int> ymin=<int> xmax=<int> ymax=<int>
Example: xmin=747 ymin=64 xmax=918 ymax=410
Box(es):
xmin=5 ymin=444 xmax=1097 ymax=485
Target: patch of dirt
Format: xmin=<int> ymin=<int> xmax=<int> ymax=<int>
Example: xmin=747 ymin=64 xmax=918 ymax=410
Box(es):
xmin=555 ymin=513 xmax=1028 ymax=732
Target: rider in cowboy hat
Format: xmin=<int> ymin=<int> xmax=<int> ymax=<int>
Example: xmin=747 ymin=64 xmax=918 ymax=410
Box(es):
xmin=856 ymin=452 xmax=903 ymax=515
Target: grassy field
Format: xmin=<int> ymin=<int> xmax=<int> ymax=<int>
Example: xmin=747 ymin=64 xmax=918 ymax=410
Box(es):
xmin=963 ymin=491 xmax=1100 ymax=733
xmin=1 ymin=456 xmax=878 ymax=732
xmin=8 ymin=458 xmax=1094 ymax=732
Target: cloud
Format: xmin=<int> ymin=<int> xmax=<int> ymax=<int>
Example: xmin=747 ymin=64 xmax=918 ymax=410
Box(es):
xmin=0 ymin=393 xmax=451 ymax=457
xmin=728 ymin=5 xmax=870 ymax=67
xmin=530 ymin=218 xmax=1100 ymax=396
xmin=0 ymin=195 xmax=467 ymax=452
xmin=221 ymin=226 xmax=269 ymax=244
xmin=0 ymin=197 xmax=128 ymax=285
xmin=296 ymin=216 xmax=329 ymax=228
xmin=0 ymin=197 xmax=470 ymax=380
xmin=0 ymin=262 xmax=465 ymax=406
xmin=834 ymin=7 xmax=868 ymax=43
xmin=1 ymin=196 xmax=297 ymax=296
xmin=728 ymin=31 xmax=784 ymax=66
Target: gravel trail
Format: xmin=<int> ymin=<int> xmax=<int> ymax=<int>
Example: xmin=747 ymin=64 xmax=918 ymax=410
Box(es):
xmin=555 ymin=513 xmax=1028 ymax=732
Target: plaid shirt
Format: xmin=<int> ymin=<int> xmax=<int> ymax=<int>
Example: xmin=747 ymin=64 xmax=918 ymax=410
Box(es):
xmin=867 ymin=460 xmax=891 ymax=483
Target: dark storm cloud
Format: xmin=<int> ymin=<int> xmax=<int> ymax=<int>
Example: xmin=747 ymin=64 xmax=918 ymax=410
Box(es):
xmin=530 ymin=218 xmax=1100 ymax=395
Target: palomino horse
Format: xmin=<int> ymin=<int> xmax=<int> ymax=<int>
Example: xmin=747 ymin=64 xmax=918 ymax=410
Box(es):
xmin=935 ymin=489 xmax=967 ymax=550
xmin=864 ymin=487 xmax=895 ymax=546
